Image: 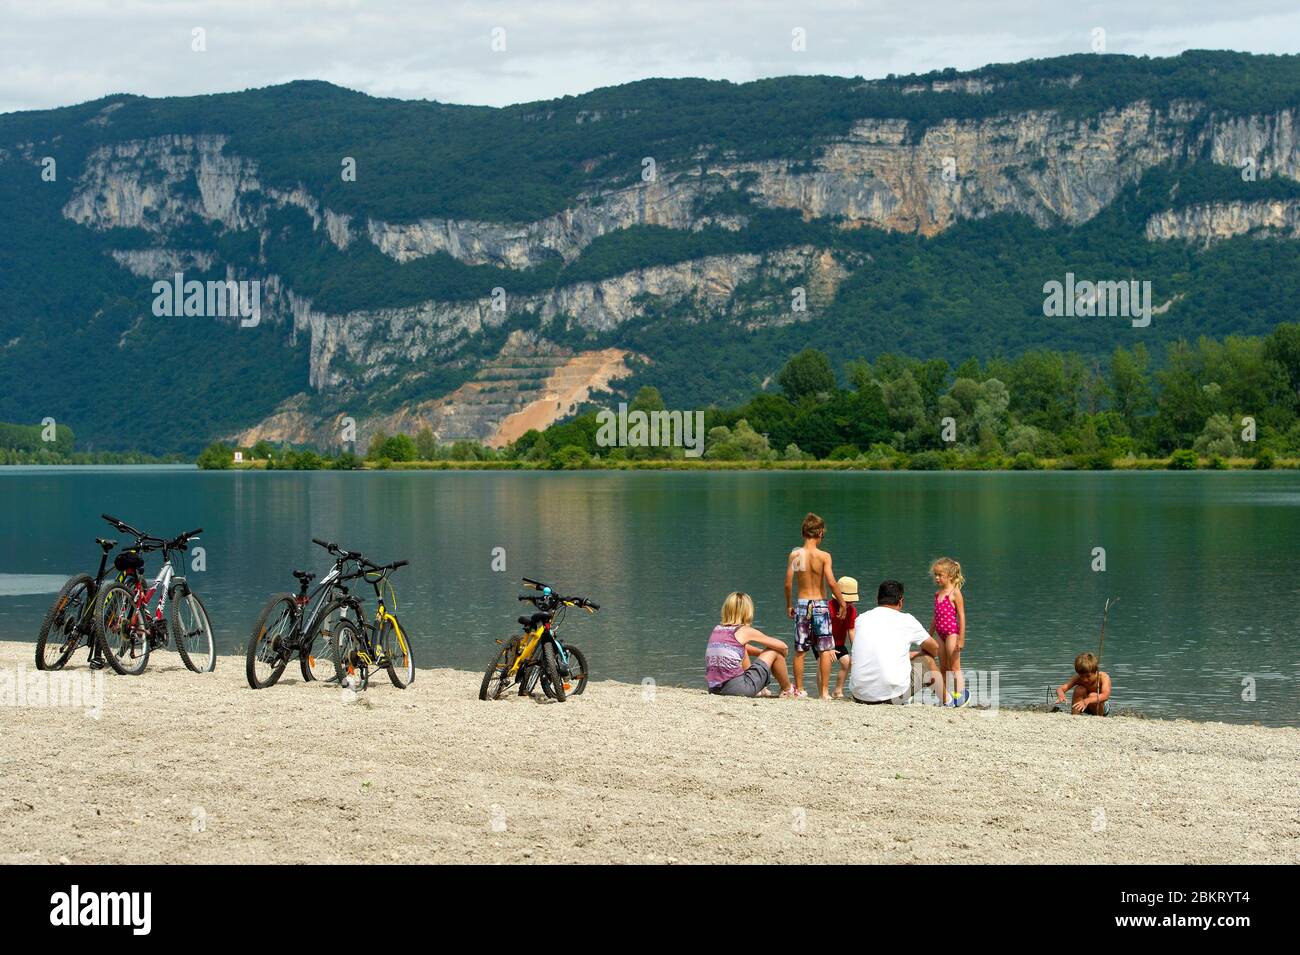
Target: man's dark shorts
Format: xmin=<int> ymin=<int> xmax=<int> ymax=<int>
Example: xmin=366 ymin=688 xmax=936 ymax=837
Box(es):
xmin=852 ymin=692 xmax=908 ymax=705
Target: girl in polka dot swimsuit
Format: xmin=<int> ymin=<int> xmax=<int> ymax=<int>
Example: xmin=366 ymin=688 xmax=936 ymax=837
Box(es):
xmin=929 ymin=557 xmax=968 ymax=707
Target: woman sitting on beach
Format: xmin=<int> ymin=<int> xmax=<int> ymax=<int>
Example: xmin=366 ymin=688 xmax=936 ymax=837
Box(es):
xmin=706 ymin=592 xmax=793 ymax=697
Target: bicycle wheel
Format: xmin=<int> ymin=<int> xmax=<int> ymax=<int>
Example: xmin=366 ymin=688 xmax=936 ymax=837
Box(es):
xmin=518 ymin=663 xmax=539 ymax=696
xmin=94 ymin=582 xmax=150 ymax=676
xmin=246 ymin=594 xmax=297 ymax=689
xmin=541 ymin=641 xmax=566 ymax=702
xmin=380 ymin=616 xmax=414 ymax=689
xmin=169 ymin=583 xmax=216 ymax=673
xmin=300 ymin=600 xmax=350 ymax=685
xmin=36 ymin=574 xmax=93 ymax=670
xmin=478 ymin=638 xmax=518 ymax=700
xmin=334 ymin=618 xmax=367 ymax=690
xmin=561 ymin=644 xmax=589 ymax=696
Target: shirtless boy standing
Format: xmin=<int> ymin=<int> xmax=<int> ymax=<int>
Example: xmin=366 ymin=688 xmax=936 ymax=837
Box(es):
xmin=784 ymin=513 xmax=846 ymax=699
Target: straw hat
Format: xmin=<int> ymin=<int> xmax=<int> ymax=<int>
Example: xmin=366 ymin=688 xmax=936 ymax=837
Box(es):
xmin=838 ymin=576 xmax=860 ymax=603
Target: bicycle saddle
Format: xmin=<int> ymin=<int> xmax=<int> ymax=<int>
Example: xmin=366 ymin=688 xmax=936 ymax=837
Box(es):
xmin=96 ymin=538 xmax=117 ymax=551
xmin=518 ymin=611 xmax=551 ymax=629
xmin=293 ymin=570 xmax=316 ymax=583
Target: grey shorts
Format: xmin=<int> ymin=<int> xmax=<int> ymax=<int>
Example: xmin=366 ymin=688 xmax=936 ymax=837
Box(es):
xmin=710 ymin=660 xmax=772 ymax=697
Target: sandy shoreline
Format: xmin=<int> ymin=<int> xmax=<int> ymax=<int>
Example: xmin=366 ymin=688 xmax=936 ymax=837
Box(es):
xmin=1 ymin=640 xmax=1296 ymax=864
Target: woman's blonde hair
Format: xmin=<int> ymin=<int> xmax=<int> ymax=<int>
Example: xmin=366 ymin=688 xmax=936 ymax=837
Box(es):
xmin=930 ymin=557 xmax=966 ymax=590
xmin=720 ymin=592 xmax=755 ymax=627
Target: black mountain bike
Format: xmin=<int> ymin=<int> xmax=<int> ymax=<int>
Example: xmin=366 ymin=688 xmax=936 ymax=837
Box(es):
xmin=35 ymin=523 xmax=121 ymax=670
xmin=245 ymin=539 xmax=365 ymax=689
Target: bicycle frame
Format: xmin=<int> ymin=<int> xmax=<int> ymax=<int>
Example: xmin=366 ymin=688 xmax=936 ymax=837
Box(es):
xmin=297 ymin=564 xmax=346 ymax=637
xmin=374 ymin=597 xmax=407 ymax=655
xmin=365 ymin=573 xmax=408 ymax=665
xmin=124 ymin=554 xmax=177 ymax=624
xmin=73 ymin=545 xmax=117 ymax=630
xmin=47 ymin=542 xmax=118 ymax=659
xmin=508 ymin=615 xmax=575 ymax=679
xmin=337 ymin=567 xmax=411 ymax=676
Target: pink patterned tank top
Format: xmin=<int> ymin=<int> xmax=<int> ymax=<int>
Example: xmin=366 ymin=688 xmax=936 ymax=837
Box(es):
xmin=934 ymin=592 xmax=959 ymax=637
xmin=705 ymin=624 xmax=746 ymax=689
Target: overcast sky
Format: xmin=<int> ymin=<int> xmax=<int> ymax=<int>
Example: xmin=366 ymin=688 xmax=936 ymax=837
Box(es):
xmin=2 ymin=0 xmax=1299 ymax=114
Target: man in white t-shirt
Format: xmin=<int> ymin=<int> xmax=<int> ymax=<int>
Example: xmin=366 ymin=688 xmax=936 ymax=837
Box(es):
xmin=850 ymin=579 xmax=943 ymax=704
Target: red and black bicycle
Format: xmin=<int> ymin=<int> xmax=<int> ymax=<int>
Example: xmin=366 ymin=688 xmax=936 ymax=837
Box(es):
xmin=92 ymin=514 xmax=215 ymax=675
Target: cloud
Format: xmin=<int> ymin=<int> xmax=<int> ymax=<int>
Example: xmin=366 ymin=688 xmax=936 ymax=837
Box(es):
xmin=1 ymin=0 xmax=1298 ymax=113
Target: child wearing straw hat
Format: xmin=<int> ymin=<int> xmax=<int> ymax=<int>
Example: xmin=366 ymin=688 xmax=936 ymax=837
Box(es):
xmin=828 ymin=576 xmax=860 ymax=699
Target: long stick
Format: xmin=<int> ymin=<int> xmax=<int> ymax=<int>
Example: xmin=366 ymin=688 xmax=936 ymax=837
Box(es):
xmin=1096 ymin=597 xmax=1117 ymax=713
xmin=1098 ymin=597 xmax=1117 ymax=666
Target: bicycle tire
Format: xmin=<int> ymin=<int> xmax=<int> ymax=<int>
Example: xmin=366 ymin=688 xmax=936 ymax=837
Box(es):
xmin=247 ymin=594 xmax=297 ymax=688
xmin=94 ymin=582 xmax=150 ymax=676
xmin=541 ymin=641 xmax=566 ymax=702
xmin=170 ymin=583 xmax=216 ymax=673
xmin=36 ymin=574 xmax=93 ymax=670
xmin=562 ymin=644 xmax=589 ymax=696
xmin=298 ymin=600 xmax=336 ymax=683
xmin=380 ymin=616 xmax=414 ymax=688
xmin=303 ymin=599 xmax=351 ymax=685
xmin=478 ymin=639 xmax=516 ymax=700
xmin=518 ymin=663 xmax=539 ymax=695
xmin=333 ymin=616 xmax=365 ymax=690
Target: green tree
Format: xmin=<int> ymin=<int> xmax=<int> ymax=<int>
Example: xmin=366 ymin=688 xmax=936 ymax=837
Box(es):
xmin=1193 ymin=414 xmax=1238 ymax=458
xmin=882 ymin=371 xmax=926 ymax=434
xmin=380 ymin=433 xmax=417 ymax=462
xmin=777 ymin=348 xmax=835 ymax=401
xmin=549 ymin=444 xmax=591 ymax=469
xmin=197 ymin=442 xmax=233 ymax=469
xmin=415 ymin=426 xmax=438 ymax=460
xmin=1109 ymin=344 xmax=1152 ymax=435
xmin=1264 ymin=322 xmax=1300 ymax=405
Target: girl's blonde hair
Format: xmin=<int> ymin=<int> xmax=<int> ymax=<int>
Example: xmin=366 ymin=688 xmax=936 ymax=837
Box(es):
xmin=930 ymin=557 xmax=966 ymax=590
xmin=720 ymin=592 xmax=755 ymax=627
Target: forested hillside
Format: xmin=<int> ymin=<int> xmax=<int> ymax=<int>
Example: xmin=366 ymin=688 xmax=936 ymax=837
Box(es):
xmin=3 ymin=50 xmax=1300 ymax=453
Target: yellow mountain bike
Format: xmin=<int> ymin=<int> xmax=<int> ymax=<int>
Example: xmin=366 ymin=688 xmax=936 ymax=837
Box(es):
xmin=479 ymin=577 xmax=597 ymax=702
xmin=324 ymin=558 xmax=414 ymax=690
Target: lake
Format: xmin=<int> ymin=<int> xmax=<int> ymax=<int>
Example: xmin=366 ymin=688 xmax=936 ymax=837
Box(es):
xmin=2 ymin=466 xmax=1297 ymax=725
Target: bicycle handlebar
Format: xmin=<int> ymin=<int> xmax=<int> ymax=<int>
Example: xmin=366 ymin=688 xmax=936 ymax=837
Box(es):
xmin=102 ymin=513 xmax=143 ymax=537
xmin=313 ymin=538 xmax=364 ymax=563
xmin=103 ymin=515 xmax=201 ymax=551
xmin=520 ymin=578 xmax=597 ymax=608
xmin=362 ymin=558 xmax=408 ymax=572
xmin=518 ymin=589 xmax=599 ymax=612
xmin=162 ymin=528 xmax=202 ymax=551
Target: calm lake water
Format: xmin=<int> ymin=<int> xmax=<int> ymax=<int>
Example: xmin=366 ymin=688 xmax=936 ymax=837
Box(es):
xmin=2 ymin=466 xmax=1297 ymax=726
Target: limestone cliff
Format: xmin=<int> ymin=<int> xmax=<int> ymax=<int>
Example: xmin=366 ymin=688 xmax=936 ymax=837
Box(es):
xmin=48 ymin=85 xmax=1300 ymax=447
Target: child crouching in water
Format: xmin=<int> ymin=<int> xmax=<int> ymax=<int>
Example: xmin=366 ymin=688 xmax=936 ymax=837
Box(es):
xmin=1056 ymin=652 xmax=1112 ymax=715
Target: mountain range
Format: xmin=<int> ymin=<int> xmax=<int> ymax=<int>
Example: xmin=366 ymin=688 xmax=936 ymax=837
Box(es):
xmin=3 ymin=50 xmax=1300 ymax=453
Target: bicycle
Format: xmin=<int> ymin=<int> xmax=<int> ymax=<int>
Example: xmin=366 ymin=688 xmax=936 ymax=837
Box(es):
xmin=35 ymin=520 xmax=122 ymax=670
xmin=479 ymin=577 xmax=597 ymax=702
xmin=245 ymin=538 xmax=366 ymax=689
xmin=92 ymin=514 xmax=214 ymax=675
xmin=322 ymin=558 xmax=414 ymax=690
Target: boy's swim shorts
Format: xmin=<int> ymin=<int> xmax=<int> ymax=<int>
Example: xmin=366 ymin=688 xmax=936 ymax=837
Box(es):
xmin=795 ymin=598 xmax=834 ymax=654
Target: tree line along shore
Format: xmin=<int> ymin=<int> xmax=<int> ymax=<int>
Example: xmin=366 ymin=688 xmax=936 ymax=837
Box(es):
xmin=196 ymin=325 xmax=1300 ymax=472
xmin=4 ymin=326 xmax=1298 ymax=471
